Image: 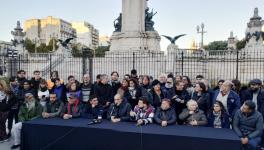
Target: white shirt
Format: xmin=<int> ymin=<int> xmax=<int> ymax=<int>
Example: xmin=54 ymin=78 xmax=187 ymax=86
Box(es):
xmin=252 ymin=92 xmax=258 ymax=110
xmin=216 ymin=92 xmax=229 ymax=112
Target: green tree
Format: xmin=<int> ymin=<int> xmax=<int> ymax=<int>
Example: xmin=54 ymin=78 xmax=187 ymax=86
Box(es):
xmin=204 ymin=41 xmax=228 ymax=50
xmin=236 ymin=39 xmax=246 ymax=50
xmin=24 ymin=38 xmax=35 ymax=53
xmin=71 ymin=43 xmax=83 ymax=57
xmin=95 ymin=46 xmax=110 ymax=57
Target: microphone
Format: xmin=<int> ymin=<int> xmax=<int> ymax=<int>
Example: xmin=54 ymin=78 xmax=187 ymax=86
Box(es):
xmin=87 ymin=118 xmax=102 ymax=125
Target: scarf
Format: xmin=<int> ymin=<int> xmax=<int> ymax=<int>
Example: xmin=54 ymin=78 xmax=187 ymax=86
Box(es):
xmin=67 ymin=99 xmax=79 ymax=114
xmin=213 ymin=111 xmax=222 ymax=128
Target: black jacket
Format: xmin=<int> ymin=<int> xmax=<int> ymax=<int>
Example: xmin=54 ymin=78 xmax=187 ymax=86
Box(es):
xmin=82 ymin=104 xmax=104 ymax=119
xmin=0 ymin=93 xmax=16 ymax=112
xmin=150 ymin=89 xmax=167 ymax=108
xmin=94 ymin=83 xmax=112 ymax=105
xmin=107 ymin=101 xmax=131 ymax=121
xmin=154 ymin=107 xmax=177 ymax=125
xmin=192 ymin=92 xmax=211 ymax=114
xmin=124 ymin=87 xmax=142 ymax=109
xmin=241 ymin=89 xmax=264 ymax=118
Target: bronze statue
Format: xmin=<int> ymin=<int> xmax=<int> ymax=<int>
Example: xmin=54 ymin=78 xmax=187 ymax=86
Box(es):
xmin=145 ymin=7 xmax=157 ymax=31
xmin=114 ymin=13 xmax=122 ymax=32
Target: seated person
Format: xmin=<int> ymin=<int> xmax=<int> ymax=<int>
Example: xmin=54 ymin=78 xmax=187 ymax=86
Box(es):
xmin=154 ymin=98 xmax=176 ymax=127
xmin=11 ymin=93 xmax=42 ymax=149
xmin=179 ymin=100 xmax=208 ymax=126
xmin=130 ymin=96 xmax=155 ymax=125
xmin=42 ymin=93 xmax=64 ymax=118
xmin=207 ymin=101 xmax=230 ymax=128
xmin=233 ymin=100 xmax=263 ymax=150
xmin=107 ymin=94 xmax=131 ymax=123
xmin=82 ymin=95 xmax=104 ymax=119
xmin=60 ymin=93 xmax=81 ymax=119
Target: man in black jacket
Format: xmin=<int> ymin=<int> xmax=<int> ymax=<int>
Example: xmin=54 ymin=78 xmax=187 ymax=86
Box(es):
xmin=107 ymin=94 xmax=131 ymax=123
xmin=82 ymin=96 xmax=104 ymax=119
xmin=94 ymin=74 xmax=112 ymax=108
xmin=154 ymin=98 xmax=177 ymax=127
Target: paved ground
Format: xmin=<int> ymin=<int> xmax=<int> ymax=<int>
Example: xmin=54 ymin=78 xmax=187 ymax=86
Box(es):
xmin=0 ymin=139 xmax=14 ymax=150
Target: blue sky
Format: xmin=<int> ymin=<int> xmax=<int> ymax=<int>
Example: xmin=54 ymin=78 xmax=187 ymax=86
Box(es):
xmin=0 ymin=0 xmax=264 ymax=51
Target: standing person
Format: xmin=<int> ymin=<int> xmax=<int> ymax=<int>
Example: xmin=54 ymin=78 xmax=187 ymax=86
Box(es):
xmin=66 ymin=82 xmax=82 ymax=102
xmin=150 ymin=80 xmax=167 ymax=108
xmin=37 ymin=79 xmax=49 ymax=107
xmin=213 ymin=80 xmax=225 ymax=91
xmin=182 ymin=76 xmax=194 ymax=96
xmin=94 ymin=74 xmax=112 ymax=117
xmin=191 ymin=82 xmax=211 ymax=115
xmin=207 ymin=101 xmax=230 ymax=129
xmin=172 ymin=81 xmax=190 ymax=124
xmin=124 ymin=78 xmax=142 ymax=109
xmin=80 ymin=74 xmax=94 ymax=104
xmin=0 ymin=80 xmax=15 ymax=142
xmin=117 ymin=79 xmax=129 ymax=98
xmin=110 ymin=71 xmax=121 ymax=98
xmin=213 ymin=80 xmax=241 ymax=117
xmin=158 ymin=74 xmax=167 ymax=90
xmin=30 ymin=70 xmax=42 ymax=95
xmin=16 ymin=70 xmax=27 ymax=89
xmin=164 ymin=77 xmax=175 ymax=100
xmin=17 ymin=80 xmax=35 ymax=104
xmin=8 ymin=77 xmax=19 ymax=138
xmin=52 ymin=78 xmax=67 ymax=103
xmin=11 ymin=93 xmax=42 ymax=149
xmin=233 ymin=101 xmax=263 ymax=150
xmin=140 ymin=75 xmax=153 ymax=105
xmin=47 ymin=71 xmax=63 ymax=90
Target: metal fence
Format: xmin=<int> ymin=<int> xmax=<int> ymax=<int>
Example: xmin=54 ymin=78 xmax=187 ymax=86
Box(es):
xmin=1 ymin=49 xmax=264 ymax=85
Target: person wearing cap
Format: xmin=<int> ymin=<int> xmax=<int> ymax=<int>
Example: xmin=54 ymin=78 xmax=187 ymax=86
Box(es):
xmin=154 ymin=98 xmax=176 ymax=127
xmin=212 ymin=80 xmax=241 ymax=117
xmin=42 ymin=93 xmax=64 ymax=118
xmin=11 ymin=92 xmax=42 ymax=149
xmin=107 ymin=94 xmax=131 ymax=123
xmin=82 ymin=96 xmax=104 ymax=119
xmin=150 ymin=79 xmax=167 ymax=108
xmin=179 ymin=100 xmax=208 ymax=126
xmin=241 ymin=79 xmax=264 ymax=116
xmin=130 ymin=96 xmax=155 ymax=125
xmin=241 ymin=79 xmax=264 ymax=148
xmin=60 ymin=93 xmax=82 ymax=119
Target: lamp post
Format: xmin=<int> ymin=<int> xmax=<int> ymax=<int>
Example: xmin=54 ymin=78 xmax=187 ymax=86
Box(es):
xmin=196 ymin=23 xmax=207 ymax=49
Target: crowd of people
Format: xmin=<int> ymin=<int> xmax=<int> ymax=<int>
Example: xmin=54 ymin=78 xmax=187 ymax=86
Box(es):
xmin=0 ymin=69 xmax=263 ymax=150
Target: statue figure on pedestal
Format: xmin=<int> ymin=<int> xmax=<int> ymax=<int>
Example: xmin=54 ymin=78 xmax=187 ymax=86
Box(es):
xmin=114 ymin=13 xmax=122 ymax=32
xmin=145 ymin=7 xmax=157 ymax=31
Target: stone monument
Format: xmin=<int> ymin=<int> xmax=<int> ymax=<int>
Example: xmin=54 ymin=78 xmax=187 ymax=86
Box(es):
xmin=245 ymin=8 xmax=264 ymax=49
xmin=11 ymin=21 xmax=26 ymax=54
xmin=227 ymin=31 xmax=237 ymax=50
xmin=109 ymin=0 xmax=161 ymax=53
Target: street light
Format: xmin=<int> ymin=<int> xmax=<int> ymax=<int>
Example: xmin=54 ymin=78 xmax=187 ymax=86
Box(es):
xmin=197 ymin=23 xmax=207 ymax=49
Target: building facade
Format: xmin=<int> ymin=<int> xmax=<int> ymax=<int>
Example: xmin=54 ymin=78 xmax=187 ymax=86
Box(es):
xmin=24 ymin=16 xmax=77 ymax=45
xmin=72 ymin=21 xmax=99 ymax=50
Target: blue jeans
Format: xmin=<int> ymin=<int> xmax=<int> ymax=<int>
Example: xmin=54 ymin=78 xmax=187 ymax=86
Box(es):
xmin=243 ymin=137 xmax=261 ymax=150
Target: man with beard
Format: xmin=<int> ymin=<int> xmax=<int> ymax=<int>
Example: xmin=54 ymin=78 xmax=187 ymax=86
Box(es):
xmin=241 ymin=79 xmax=264 ymax=148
